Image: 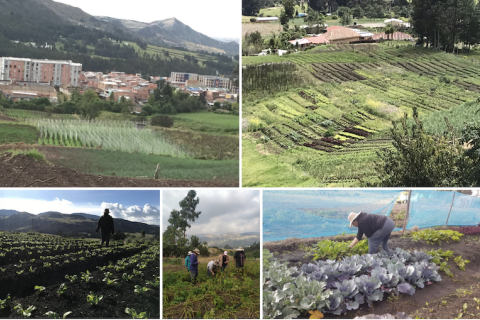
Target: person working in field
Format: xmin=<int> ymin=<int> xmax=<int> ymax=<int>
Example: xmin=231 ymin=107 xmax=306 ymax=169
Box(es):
xmin=96 ymin=208 xmax=115 ymax=247
xmin=218 ymin=251 xmax=229 ymax=272
xmin=347 ymin=212 xmax=395 ymax=254
xmin=207 ymin=260 xmax=220 ymax=277
xmin=185 ymin=251 xmax=192 ymax=272
xmin=190 ymin=249 xmax=200 ymax=284
xmin=234 ymin=247 xmax=246 ymax=269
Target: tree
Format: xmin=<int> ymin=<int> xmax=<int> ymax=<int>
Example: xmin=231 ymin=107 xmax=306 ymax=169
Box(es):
xmin=214 ymin=101 xmax=221 ymax=109
xmin=109 ymin=92 xmax=115 ymax=101
xmin=280 ymin=9 xmax=289 ymax=26
xmin=283 ymin=0 xmax=297 ymax=21
xmin=190 ymin=235 xmax=201 ymax=248
xmin=242 ymin=0 xmax=261 ymax=16
xmin=167 ymin=190 xmax=201 ymax=242
xmin=371 ymin=107 xmax=478 ymax=187
xmin=339 ymin=8 xmax=352 ymax=26
xmin=352 ymin=6 xmax=364 ymax=18
xmin=141 ymin=230 xmax=145 ymax=238
xmin=80 ymin=89 xmax=102 ymax=120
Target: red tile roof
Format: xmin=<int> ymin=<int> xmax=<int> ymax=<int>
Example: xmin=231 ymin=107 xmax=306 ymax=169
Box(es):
xmin=326 ymin=26 xmax=345 ymax=31
xmin=304 ymin=35 xmax=330 ymax=44
xmin=324 ymin=28 xmax=361 ymax=41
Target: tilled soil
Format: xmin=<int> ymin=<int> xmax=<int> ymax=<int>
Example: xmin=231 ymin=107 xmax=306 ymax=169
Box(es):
xmin=265 ymin=234 xmax=480 ymax=319
xmin=0 ymin=153 xmax=238 ymax=187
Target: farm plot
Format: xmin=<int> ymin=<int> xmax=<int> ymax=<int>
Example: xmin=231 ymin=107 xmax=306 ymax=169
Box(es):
xmin=163 ymin=257 xmax=260 ymax=319
xmin=0 ymin=233 xmax=160 ymax=319
xmin=263 ymin=230 xmax=480 ymax=319
xmin=29 ymin=119 xmax=188 ymax=157
xmin=2 ymin=109 xmax=76 ymax=120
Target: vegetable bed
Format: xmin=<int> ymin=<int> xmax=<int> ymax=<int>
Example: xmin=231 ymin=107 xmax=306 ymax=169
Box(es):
xmin=264 ymin=232 xmax=480 ymax=319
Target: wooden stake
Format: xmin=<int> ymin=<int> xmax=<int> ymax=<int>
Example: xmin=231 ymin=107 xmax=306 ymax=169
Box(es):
xmin=445 ymin=192 xmax=456 ymax=226
xmin=154 ymin=164 xmax=160 ymax=179
xmin=402 ymin=190 xmax=412 ymax=235
xmin=9 ymin=161 xmax=30 ymax=187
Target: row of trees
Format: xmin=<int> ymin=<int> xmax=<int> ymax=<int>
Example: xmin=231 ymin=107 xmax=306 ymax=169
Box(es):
xmin=412 ymin=0 xmax=480 ymax=52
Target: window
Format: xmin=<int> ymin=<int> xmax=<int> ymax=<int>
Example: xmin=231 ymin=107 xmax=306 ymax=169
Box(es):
xmin=14 ymin=65 xmax=16 ymax=68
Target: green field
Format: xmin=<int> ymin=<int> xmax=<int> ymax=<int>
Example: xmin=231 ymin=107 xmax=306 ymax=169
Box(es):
xmin=171 ymin=112 xmax=239 ymax=135
xmin=36 ymin=147 xmax=239 ymax=181
xmin=242 ymin=44 xmax=480 ymax=187
xmin=0 ymin=123 xmax=39 ymax=144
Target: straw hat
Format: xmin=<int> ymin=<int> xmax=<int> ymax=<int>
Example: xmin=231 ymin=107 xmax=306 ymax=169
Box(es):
xmin=188 ymin=251 xmax=192 ymax=255
xmin=213 ymin=260 xmax=220 ymax=267
xmin=224 ymin=251 xmax=228 ymax=255
xmin=236 ymin=247 xmax=244 ymax=251
xmin=348 ymin=212 xmax=361 ymax=227
xmin=193 ymin=248 xmax=200 ymax=254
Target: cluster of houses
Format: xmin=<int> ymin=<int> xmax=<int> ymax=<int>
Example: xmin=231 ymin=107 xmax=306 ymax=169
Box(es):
xmin=0 ymin=56 xmax=237 ymax=110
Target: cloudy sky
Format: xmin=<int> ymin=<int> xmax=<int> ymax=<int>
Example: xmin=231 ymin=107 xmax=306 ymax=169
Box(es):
xmin=162 ymin=190 xmax=260 ymax=235
xmin=0 ymin=190 xmax=160 ymax=225
xmin=53 ymin=0 xmax=240 ymax=39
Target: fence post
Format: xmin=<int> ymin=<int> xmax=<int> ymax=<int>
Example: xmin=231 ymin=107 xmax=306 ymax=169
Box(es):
xmin=445 ymin=192 xmax=456 ymax=226
xmin=402 ymin=190 xmax=412 ymax=235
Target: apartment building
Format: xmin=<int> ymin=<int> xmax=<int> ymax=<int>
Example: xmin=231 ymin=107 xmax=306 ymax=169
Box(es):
xmin=0 ymin=57 xmax=82 ymax=86
xmin=198 ymin=75 xmax=231 ymax=89
xmin=170 ymin=72 xmax=199 ymax=84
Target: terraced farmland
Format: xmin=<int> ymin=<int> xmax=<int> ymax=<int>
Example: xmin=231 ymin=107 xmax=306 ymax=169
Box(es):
xmin=242 ymin=45 xmax=480 ymax=187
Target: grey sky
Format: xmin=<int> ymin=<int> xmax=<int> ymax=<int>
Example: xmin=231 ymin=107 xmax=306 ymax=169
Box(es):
xmin=53 ymin=0 xmax=241 ymax=39
xmin=162 ymin=190 xmax=260 ymax=235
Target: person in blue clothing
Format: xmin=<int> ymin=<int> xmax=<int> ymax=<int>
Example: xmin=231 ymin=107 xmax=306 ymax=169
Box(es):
xmin=190 ymin=248 xmax=200 ymax=284
xmin=185 ymin=251 xmax=192 ymax=272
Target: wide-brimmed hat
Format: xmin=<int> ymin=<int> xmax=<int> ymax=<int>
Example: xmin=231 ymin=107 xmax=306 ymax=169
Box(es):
xmin=188 ymin=251 xmax=192 ymax=255
xmin=348 ymin=212 xmax=361 ymax=227
xmin=104 ymin=208 xmax=110 ymax=214
xmin=224 ymin=251 xmax=228 ymax=255
xmin=213 ymin=260 xmax=220 ymax=266
xmin=236 ymin=247 xmax=244 ymax=251
xmin=193 ymin=248 xmax=200 ymax=254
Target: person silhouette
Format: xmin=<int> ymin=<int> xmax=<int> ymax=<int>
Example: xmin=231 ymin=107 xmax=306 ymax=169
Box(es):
xmin=96 ymin=209 xmax=115 ymax=247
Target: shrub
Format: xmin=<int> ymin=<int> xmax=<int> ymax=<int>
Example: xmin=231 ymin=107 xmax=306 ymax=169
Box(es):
xmin=331 ymin=15 xmax=338 ymax=19
xmin=324 ymin=127 xmax=335 ymax=137
xmin=150 ymin=115 xmax=173 ymax=128
xmin=250 ymin=18 xmax=257 ymax=22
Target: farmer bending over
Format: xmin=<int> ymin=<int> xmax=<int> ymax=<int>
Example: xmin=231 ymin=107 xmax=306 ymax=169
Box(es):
xmin=185 ymin=251 xmax=192 ymax=272
xmin=96 ymin=209 xmax=115 ymax=247
xmin=207 ymin=260 xmax=220 ymax=276
xmin=190 ymin=249 xmax=200 ymax=284
xmin=347 ymin=212 xmax=395 ymax=254
xmin=218 ymin=251 xmax=229 ymax=272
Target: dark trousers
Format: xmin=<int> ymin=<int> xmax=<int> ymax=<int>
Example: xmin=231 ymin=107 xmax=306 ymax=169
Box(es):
xmin=101 ymin=231 xmax=111 ymax=247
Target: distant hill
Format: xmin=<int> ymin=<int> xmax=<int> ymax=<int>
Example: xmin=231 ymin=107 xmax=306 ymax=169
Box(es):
xmin=0 ymin=211 xmax=159 ymax=236
xmin=195 ymin=232 xmax=260 ymax=248
xmin=96 ymin=17 xmax=239 ymax=55
xmin=0 ymin=209 xmax=24 ymax=216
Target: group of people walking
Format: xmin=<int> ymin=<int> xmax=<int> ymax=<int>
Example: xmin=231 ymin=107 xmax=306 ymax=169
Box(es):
xmin=184 ymin=247 xmax=247 ymax=284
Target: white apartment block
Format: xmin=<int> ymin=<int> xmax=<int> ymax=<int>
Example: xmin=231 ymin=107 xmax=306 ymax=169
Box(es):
xmin=198 ymin=75 xmax=231 ymax=89
xmin=0 ymin=57 xmax=82 ymax=86
xmin=170 ymin=72 xmax=199 ymax=84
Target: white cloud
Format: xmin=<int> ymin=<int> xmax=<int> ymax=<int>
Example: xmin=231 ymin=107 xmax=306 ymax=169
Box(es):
xmin=162 ymin=190 xmax=260 ymax=235
xmin=102 ymin=202 xmax=160 ymax=225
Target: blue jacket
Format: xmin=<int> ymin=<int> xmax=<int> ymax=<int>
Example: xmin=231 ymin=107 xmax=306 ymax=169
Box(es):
xmin=185 ymin=255 xmax=191 ymax=271
xmin=190 ymin=253 xmax=198 ymax=272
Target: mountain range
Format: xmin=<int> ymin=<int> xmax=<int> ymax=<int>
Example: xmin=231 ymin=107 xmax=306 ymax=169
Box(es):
xmin=195 ymin=232 xmax=260 ymax=248
xmin=0 ymin=0 xmax=238 ymax=55
xmin=0 ymin=210 xmax=159 ymax=236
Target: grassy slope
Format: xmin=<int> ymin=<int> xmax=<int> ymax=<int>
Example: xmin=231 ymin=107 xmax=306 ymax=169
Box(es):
xmin=170 ymin=112 xmax=239 ymax=135
xmin=242 ymin=45 xmax=480 ymax=187
xmin=0 ymin=123 xmax=39 ymax=144
xmin=40 ymin=147 xmax=239 ymax=181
